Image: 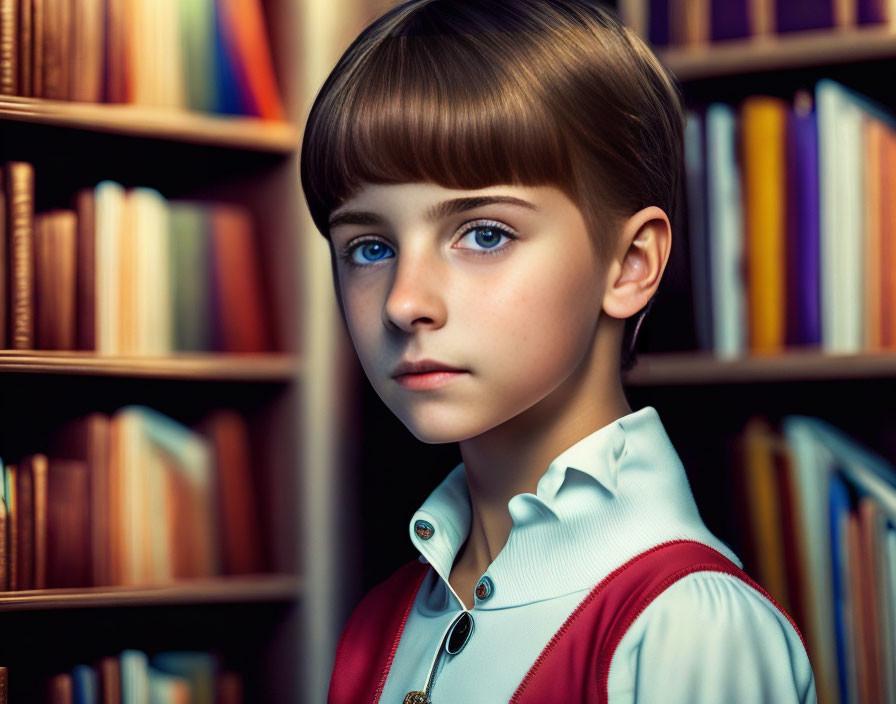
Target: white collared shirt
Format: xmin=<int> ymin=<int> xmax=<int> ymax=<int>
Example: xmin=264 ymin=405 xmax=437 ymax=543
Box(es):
xmin=378 ymin=405 xmax=817 ymax=703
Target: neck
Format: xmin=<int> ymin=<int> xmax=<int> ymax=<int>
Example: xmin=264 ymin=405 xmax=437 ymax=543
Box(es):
xmin=453 ymin=330 xmax=632 ymax=578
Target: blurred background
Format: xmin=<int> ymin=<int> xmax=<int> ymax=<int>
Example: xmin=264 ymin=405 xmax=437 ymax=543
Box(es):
xmin=0 ymin=0 xmax=894 ymax=703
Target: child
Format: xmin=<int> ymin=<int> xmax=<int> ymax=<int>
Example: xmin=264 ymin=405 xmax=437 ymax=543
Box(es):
xmin=300 ymin=1 xmax=817 ymax=702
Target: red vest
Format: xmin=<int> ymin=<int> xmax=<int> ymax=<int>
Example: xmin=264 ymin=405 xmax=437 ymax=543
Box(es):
xmin=328 ymin=539 xmax=806 ymax=703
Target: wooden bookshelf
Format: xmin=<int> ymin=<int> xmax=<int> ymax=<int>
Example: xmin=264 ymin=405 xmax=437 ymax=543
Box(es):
xmin=0 ymin=0 xmax=354 ymax=701
xmin=0 ymin=96 xmax=299 ymax=153
xmin=623 ymin=349 xmax=896 ymax=386
xmin=658 ymin=24 xmax=896 ymax=80
xmin=0 ymin=351 xmax=298 ymax=381
xmin=0 ymin=575 xmax=302 ymax=612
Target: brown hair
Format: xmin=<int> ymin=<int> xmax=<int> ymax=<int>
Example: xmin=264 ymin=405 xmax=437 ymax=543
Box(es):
xmin=300 ymin=0 xmax=685 ymax=371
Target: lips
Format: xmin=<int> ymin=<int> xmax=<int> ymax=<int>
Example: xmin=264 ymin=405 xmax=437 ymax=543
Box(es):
xmin=391 ymin=358 xmax=466 ymax=377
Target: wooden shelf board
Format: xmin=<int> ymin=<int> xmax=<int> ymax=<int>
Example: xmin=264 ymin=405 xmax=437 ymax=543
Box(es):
xmin=659 ymin=25 xmax=896 ymax=81
xmin=0 ymin=351 xmax=299 ymax=381
xmin=623 ymin=348 xmax=896 ymax=386
xmin=0 ymin=574 xmax=302 ymax=611
xmin=0 ymin=96 xmax=299 ymax=153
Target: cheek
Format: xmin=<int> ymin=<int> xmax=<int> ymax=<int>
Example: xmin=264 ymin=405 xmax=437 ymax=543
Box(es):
xmin=341 ymin=282 xmax=384 ymax=365
xmin=464 ymin=253 xmax=601 ymax=393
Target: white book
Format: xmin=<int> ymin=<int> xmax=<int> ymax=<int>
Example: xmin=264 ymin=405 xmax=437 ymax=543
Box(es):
xmin=706 ymin=103 xmax=745 ymax=358
xmin=95 ymin=180 xmax=124 ymax=354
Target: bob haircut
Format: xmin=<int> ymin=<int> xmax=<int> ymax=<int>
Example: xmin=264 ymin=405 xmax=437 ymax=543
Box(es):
xmin=300 ymin=0 xmax=685 ymax=372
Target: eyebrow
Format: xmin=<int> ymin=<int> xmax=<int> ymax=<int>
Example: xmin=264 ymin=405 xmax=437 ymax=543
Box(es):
xmin=327 ymin=195 xmax=539 ymax=230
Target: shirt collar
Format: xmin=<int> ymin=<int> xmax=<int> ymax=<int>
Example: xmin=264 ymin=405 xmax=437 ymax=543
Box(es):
xmin=408 ymin=405 xmax=740 ymax=610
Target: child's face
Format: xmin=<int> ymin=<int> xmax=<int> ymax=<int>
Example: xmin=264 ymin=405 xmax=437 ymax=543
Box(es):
xmin=328 ymin=182 xmax=609 ymax=444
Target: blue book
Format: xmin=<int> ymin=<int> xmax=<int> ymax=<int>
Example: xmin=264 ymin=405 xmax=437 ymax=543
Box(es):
xmin=72 ymin=664 xmax=99 ymax=704
xmin=828 ymin=471 xmax=852 ymax=704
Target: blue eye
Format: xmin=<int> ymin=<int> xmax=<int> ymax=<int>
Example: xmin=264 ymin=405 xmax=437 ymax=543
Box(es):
xmin=343 ymin=239 xmax=395 ymax=266
xmin=457 ymin=221 xmax=517 ymax=252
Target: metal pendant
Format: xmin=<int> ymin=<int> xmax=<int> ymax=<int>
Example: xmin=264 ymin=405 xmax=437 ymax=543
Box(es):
xmin=403 ymin=691 xmax=428 ymax=704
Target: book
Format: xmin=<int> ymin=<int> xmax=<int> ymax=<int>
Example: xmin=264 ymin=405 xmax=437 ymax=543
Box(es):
xmin=741 ymin=95 xmax=789 ymax=354
xmin=6 ymin=162 xmax=35 ymax=350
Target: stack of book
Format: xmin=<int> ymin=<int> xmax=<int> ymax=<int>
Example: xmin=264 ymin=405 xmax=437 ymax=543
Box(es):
xmin=0 ymin=405 xmax=266 ymax=590
xmin=1 ymin=163 xmax=273 ymax=354
xmin=619 ymin=0 xmax=896 ymax=47
xmin=733 ymin=414 xmax=896 ymax=704
xmin=684 ymin=79 xmax=896 ymax=358
xmin=0 ymin=0 xmax=283 ymax=118
xmin=39 ymin=649 xmax=242 ymax=704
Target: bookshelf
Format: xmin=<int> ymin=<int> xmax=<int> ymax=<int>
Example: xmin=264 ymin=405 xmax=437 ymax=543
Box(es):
xmin=623 ymin=7 xmax=896 ymax=704
xmin=0 ymin=0 xmax=355 ymax=702
xmin=658 ymin=24 xmax=896 ymax=81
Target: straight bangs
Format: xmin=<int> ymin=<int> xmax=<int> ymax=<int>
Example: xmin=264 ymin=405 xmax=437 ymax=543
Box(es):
xmin=301 ymin=8 xmax=580 ymax=239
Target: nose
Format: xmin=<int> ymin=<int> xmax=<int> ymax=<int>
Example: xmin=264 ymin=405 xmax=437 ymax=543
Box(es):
xmin=383 ymin=252 xmax=447 ymax=332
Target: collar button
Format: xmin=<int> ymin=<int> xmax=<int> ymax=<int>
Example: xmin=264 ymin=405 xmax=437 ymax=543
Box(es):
xmin=414 ymin=520 xmax=434 ymax=540
xmin=475 ymin=575 xmax=494 ymax=601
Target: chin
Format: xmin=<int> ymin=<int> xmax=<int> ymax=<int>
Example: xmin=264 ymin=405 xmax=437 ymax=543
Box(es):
xmin=390 ymin=407 xmax=482 ymax=445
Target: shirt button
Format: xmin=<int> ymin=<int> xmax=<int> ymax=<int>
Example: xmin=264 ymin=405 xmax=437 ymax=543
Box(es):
xmin=475 ymin=575 xmax=494 ymax=601
xmin=414 ymin=520 xmax=434 ymax=540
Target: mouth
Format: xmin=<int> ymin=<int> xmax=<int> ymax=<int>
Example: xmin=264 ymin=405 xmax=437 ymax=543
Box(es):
xmin=391 ymin=359 xmax=468 ymax=390
xmin=393 ymin=369 xmax=468 ymax=390
xmin=391 ymin=358 xmax=466 ymax=377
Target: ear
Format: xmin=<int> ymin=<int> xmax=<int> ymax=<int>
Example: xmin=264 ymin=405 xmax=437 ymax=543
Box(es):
xmin=601 ymin=206 xmax=671 ymax=320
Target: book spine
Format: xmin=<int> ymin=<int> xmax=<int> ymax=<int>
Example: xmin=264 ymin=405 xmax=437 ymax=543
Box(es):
xmin=0 ymin=0 xmax=17 ymax=94
xmin=6 ymin=162 xmax=35 ymax=349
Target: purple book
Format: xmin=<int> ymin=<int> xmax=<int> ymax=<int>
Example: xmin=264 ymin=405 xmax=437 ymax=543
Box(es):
xmin=648 ymin=0 xmax=669 ymax=46
xmin=858 ymin=0 xmax=887 ymax=24
xmin=785 ymin=98 xmax=821 ymax=347
xmin=776 ymin=0 xmax=835 ymax=33
xmin=710 ymin=0 xmax=750 ymax=41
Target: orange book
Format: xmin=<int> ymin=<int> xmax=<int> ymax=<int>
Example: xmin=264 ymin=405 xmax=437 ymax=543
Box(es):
xmin=107 ymin=413 xmax=123 ymax=585
xmin=30 ymin=453 xmax=48 ymax=589
xmin=0 ymin=665 xmax=7 ymax=704
xmin=70 ymin=0 xmax=104 ymax=102
xmin=104 ymin=0 xmax=132 ymax=103
xmin=46 ymin=459 xmax=90 ymax=587
xmin=35 ymin=210 xmax=77 ymax=350
xmin=864 ymin=117 xmax=884 ymax=350
xmin=883 ymin=127 xmax=896 ymax=348
xmin=203 ymin=408 xmax=265 ymax=574
xmin=217 ymin=0 xmax=285 ymax=119
xmin=46 ymin=673 xmax=73 ymax=704
xmin=48 ymin=413 xmax=110 ymax=586
xmin=210 ymin=205 xmax=271 ymax=352
xmin=96 ymin=655 xmax=121 ymax=704
xmin=40 ymin=0 xmax=70 ymax=99
xmin=74 ymin=188 xmax=98 ymax=350
xmin=741 ymin=96 xmax=789 ymax=355
xmin=119 ymin=191 xmax=139 ymax=354
xmin=669 ymin=0 xmax=709 ymax=47
xmin=857 ymin=495 xmax=885 ymax=702
xmin=774 ymin=443 xmax=808 ymax=634
xmin=740 ymin=416 xmax=791 ymax=613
